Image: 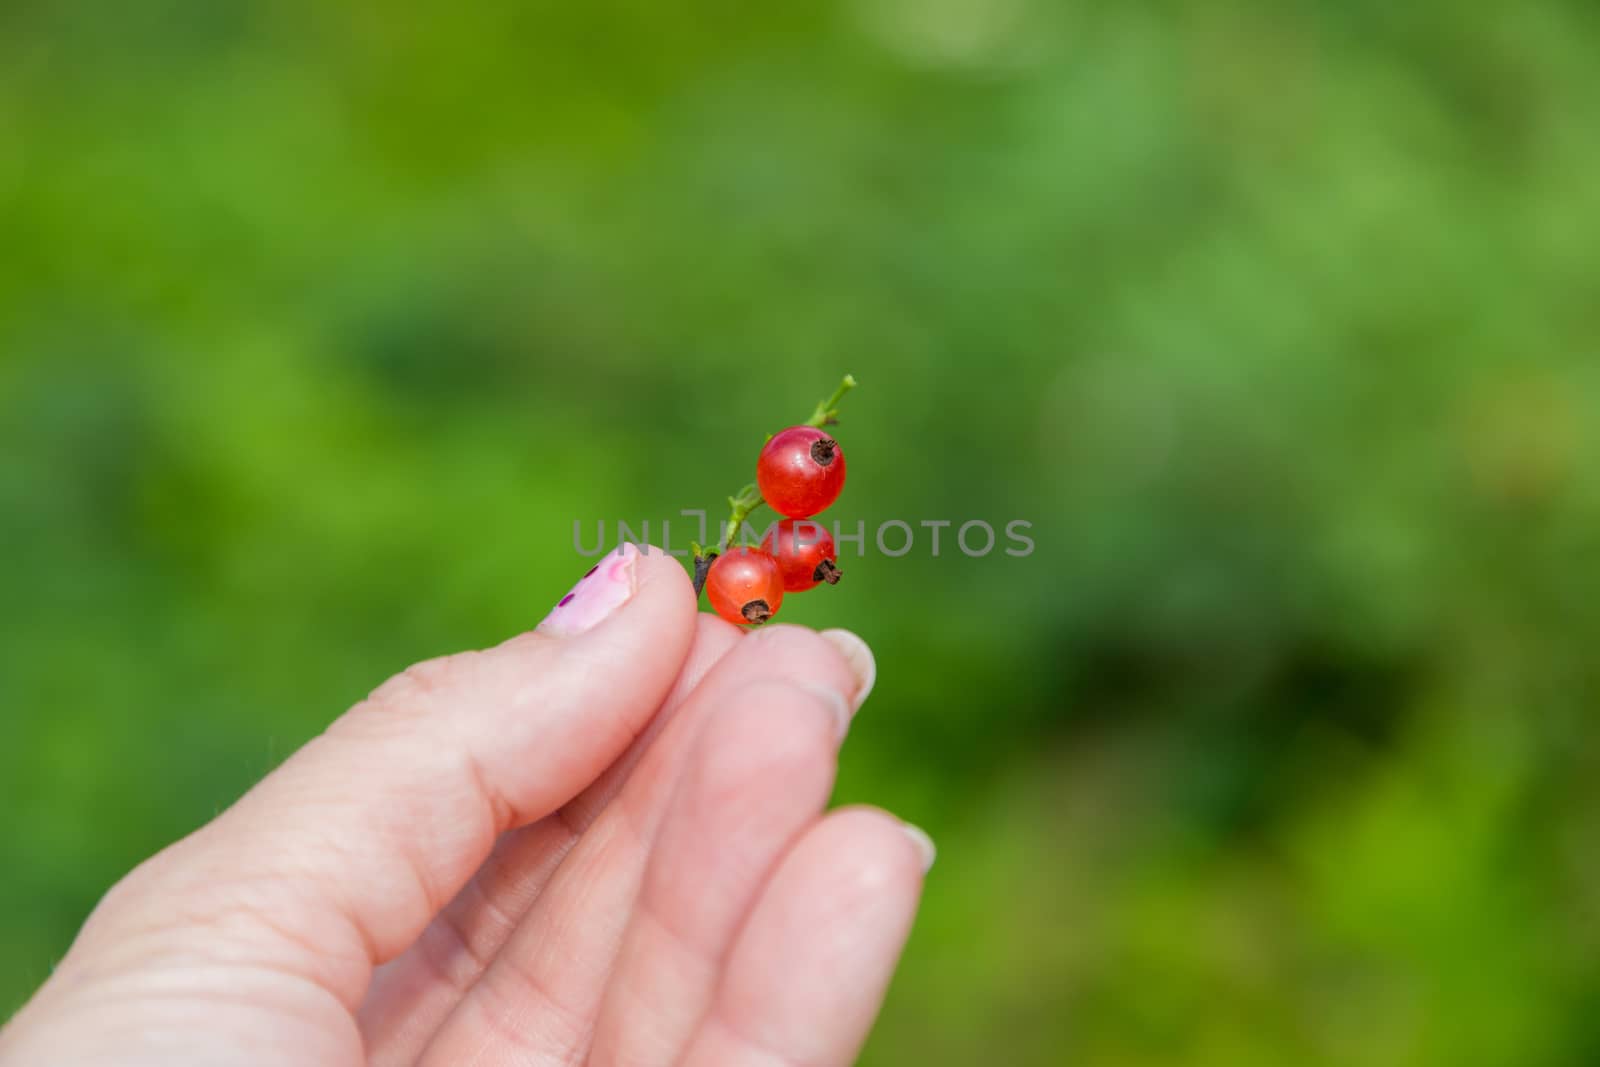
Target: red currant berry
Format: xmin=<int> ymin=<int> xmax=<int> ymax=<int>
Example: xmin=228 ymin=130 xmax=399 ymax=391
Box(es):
xmin=756 ymin=426 xmax=847 ymax=519
xmin=704 ymin=548 xmax=785 ymax=625
xmin=761 ymin=519 xmax=842 ymax=592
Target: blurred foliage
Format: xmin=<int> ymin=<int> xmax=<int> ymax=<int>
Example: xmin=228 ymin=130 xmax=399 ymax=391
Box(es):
xmin=5 ymin=1 xmax=1600 ymax=1063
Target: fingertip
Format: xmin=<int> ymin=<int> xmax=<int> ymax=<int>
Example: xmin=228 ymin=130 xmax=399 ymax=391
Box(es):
xmin=899 ymin=821 xmax=937 ymax=873
xmin=818 ymin=628 xmax=876 ymax=712
xmin=694 ymin=610 xmax=745 ymax=645
xmin=632 ymin=544 xmax=698 ymax=609
xmin=534 ymin=544 xmax=696 ymax=655
xmin=685 ymin=804 xmax=929 ymax=1067
xmin=536 ymin=543 xmax=641 ymax=639
xmin=699 ymin=678 xmax=848 ymax=784
xmin=607 ymin=544 xmax=700 ymax=645
xmin=814 ymin=805 xmax=933 ymax=894
xmin=742 ymin=624 xmax=860 ymax=713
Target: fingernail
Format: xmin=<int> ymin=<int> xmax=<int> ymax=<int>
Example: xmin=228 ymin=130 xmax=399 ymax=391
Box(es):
xmin=538 ymin=544 xmax=639 ymax=637
xmin=797 ymin=681 xmax=853 ymax=741
xmin=819 ymin=629 xmax=876 ymax=712
xmin=902 ymin=822 xmax=937 ymax=872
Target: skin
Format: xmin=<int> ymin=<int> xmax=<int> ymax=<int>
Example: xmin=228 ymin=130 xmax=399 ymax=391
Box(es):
xmin=0 ymin=547 xmax=928 ymax=1067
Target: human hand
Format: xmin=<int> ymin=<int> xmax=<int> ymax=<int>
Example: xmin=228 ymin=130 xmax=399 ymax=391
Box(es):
xmin=0 ymin=544 xmax=930 ymax=1066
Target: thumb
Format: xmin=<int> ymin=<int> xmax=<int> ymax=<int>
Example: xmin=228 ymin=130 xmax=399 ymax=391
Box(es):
xmin=75 ymin=543 xmax=697 ymax=1010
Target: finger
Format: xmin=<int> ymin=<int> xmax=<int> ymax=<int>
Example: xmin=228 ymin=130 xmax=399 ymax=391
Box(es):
xmin=72 ymin=544 xmax=697 ymax=1013
xmin=417 ymin=626 xmax=872 ymax=1066
xmin=360 ymin=613 xmax=744 ymax=1065
xmin=587 ymin=677 xmax=847 ymax=1066
xmin=679 ymin=807 xmax=932 ymax=1067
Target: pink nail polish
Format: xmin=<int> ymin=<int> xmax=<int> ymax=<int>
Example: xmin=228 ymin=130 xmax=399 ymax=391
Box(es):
xmin=538 ymin=543 xmax=639 ymax=637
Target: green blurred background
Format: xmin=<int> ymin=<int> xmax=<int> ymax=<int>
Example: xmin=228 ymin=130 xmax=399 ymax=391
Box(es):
xmin=5 ymin=2 xmax=1600 ymax=1063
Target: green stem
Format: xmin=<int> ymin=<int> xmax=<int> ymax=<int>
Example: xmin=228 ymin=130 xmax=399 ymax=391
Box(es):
xmin=805 ymin=374 xmax=857 ymax=428
xmin=721 ymin=483 xmax=766 ymax=553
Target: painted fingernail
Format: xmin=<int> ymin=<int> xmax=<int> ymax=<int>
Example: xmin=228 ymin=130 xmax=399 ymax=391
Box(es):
xmin=819 ymin=628 xmax=876 ymax=712
xmin=901 ymin=821 xmax=937 ymax=872
xmin=797 ymin=681 xmax=853 ymax=741
xmin=538 ymin=544 xmax=639 ymax=637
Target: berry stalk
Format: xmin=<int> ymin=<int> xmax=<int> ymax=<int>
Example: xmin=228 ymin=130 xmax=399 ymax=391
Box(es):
xmin=804 ymin=373 xmax=856 ymax=429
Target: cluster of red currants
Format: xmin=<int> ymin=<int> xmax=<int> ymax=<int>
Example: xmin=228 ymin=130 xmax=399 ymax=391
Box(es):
xmin=702 ymin=423 xmax=848 ymax=627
